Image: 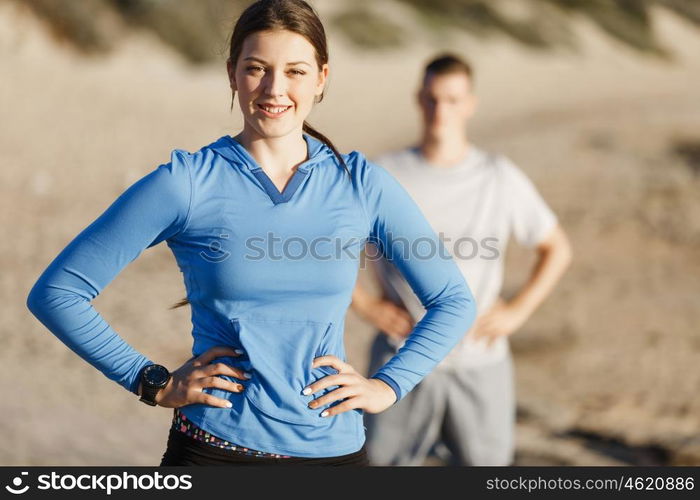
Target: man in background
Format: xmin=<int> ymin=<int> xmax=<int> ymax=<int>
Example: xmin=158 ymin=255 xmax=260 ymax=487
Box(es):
xmin=353 ymin=54 xmax=573 ymax=466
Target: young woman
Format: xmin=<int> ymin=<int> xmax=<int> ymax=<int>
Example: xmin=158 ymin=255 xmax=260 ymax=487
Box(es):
xmin=26 ymin=0 xmax=476 ymax=466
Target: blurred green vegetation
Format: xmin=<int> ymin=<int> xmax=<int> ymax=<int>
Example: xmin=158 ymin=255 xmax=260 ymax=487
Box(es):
xmin=11 ymin=0 xmax=700 ymax=64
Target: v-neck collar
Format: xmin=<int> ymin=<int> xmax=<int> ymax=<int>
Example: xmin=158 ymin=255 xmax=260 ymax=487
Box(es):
xmin=210 ymin=133 xmax=334 ymax=205
xmin=250 ymin=164 xmax=308 ymax=204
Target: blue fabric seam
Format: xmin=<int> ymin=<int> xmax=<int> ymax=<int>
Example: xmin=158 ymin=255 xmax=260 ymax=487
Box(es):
xmin=178 ymin=151 xmax=195 ymax=235
xmin=370 ymin=373 xmax=402 ymax=403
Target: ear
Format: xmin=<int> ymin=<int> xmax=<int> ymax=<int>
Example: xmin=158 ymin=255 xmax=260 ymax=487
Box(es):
xmin=316 ymin=63 xmax=329 ymax=96
xmin=416 ymin=87 xmax=423 ymax=107
xmin=227 ymin=58 xmax=237 ymax=91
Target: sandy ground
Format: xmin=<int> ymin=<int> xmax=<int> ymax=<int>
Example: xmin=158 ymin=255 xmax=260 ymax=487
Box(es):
xmin=2 ymin=1 xmax=699 ymax=465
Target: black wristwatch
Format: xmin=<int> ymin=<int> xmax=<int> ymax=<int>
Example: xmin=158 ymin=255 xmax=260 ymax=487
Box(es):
xmin=138 ymin=364 xmax=171 ymax=406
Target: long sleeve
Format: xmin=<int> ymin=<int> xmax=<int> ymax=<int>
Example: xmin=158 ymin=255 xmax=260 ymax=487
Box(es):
xmin=26 ymin=149 xmax=193 ymax=395
xmin=355 ymin=155 xmax=477 ymax=403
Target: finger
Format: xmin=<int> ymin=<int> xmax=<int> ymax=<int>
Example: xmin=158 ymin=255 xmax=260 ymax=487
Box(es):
xmin=303 ymin=373 xmax=354 ymax=396
xmin=393 ymin=315 xmax=413 ymax=335
xmin=308 ymin=386 xmax=356 ymax=409
xmin=397 ymin=308 xmax=414 ymax=324
xmin=195 ymin=391 xmax=234 ymax=408
xmin=394 ymin=328 xmax=411 ymax=339
xmin=386 ymin=330 xmax=406 ymax=341
xmin=389 ymin=334 xmax=408 ymax=343
xmin=193 ymin=346 xmax=243 ymax=367
xmin=319 ymin=398 xmax=359 ymax=418
xmin=201 ymin=362 xmax=251 ymax=381
xmin=198 ymin=376 xmax=245 ymax=393
xmin=385 ymin=322 xmax=407 ymax=338
xmin=382 ymin=328 xmax=400 ymax=341
xmin=386 ymin=322 xmax=407 ymax=338
xmin=311 ymin=355 xmax=347 ymax=372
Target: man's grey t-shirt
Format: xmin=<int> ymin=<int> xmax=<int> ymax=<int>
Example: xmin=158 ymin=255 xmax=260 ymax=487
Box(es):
xmin=370 ymin=145 xmax=558 ymax=369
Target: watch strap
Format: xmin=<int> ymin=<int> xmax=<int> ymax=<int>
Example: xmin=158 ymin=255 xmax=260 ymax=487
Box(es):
xmin=139 ymin=385 xmax=160 ymax=406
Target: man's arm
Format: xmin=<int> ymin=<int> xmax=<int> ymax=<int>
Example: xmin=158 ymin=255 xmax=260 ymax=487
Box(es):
xmin=350 ymin=280 xmax=375 ymax=321
xmin=350 ymin=243 xmax=381 ymax=316
xmin=351 ymin=243 xmax=415 ymax=339
xmin=351 ymin=279 xmax=415 ymax=340
xmin=472 ymin=223 xmax=573 ymax=345
xmin=355 ymin=155 xmax=477 ymax=403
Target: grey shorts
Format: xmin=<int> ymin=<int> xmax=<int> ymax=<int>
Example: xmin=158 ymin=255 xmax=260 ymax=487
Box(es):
xmin=364 ymin=333 xmax=516 ymax=466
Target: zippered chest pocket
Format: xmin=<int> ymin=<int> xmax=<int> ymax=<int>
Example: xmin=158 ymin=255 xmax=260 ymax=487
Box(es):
xmin=228 ymin=316 xmax=340 ymax=425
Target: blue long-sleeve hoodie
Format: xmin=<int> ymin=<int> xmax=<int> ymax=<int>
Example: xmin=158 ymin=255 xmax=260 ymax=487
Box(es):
xmin=26 ymin=133 xmax=477 ymax=458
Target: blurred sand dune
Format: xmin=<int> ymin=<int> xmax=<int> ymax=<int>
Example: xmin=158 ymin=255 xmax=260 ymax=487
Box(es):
xmin=2 ymin=1 xmax=699 ymax=465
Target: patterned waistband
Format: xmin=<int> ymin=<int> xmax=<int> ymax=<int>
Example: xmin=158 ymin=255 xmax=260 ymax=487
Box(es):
xmin=171 ymin=407 xmax=292 ymax=459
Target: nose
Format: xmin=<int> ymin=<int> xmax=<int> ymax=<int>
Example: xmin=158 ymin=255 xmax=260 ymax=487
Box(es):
xmin=263 ymin=68 xmax=286 ymax=97
xmin=431 ymin=102 xmax=452 ymax=124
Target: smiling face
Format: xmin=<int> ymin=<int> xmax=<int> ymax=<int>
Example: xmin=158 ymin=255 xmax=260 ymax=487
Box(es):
xmin=418 ymin=71 xmax=477 ymax=136
xmin=227 ymin=29 xmax=328 ymax=140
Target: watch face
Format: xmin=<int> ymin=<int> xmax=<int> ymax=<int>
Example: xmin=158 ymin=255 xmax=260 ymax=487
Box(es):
xmin=144 ymin=365 xmax=169 ymax=387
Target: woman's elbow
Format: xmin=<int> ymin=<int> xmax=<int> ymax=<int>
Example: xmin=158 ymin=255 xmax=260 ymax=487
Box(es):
xmin=440 ymin=282 xmax=477 ymax=331
xmin=26 ymin=276 xmax=67 ymax=319
xmin=26 ymin=279 xmax=48 ymax=318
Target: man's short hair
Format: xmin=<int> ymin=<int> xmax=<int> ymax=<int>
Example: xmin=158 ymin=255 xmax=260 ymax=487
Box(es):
xmin=423 ymin=53 xmax=474 ymax=86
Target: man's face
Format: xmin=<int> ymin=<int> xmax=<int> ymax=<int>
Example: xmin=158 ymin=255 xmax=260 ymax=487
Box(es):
xmin=417 ymin=72 xmax=476 ymax=135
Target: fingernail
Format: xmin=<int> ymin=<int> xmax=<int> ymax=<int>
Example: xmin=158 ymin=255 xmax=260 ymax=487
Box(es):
xmin=225 ymin=402 xmax=232 ymax=408
xmin=234 ymin=348 xmax=244 ymax=355
xmin=243 ymin=372 xmax=252 ymax=379
xmin=320 ymin=410 xmax=329 ymax=417
xmin=302 ymin=387 xmax=312 ymax=395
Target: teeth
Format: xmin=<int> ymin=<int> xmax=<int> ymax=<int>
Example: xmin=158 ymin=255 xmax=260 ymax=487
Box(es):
xmin=261 ymin=105 xmax=289 ymax=114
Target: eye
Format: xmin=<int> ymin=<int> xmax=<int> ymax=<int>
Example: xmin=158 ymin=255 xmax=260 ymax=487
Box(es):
xmin=246 ymin=65 xmax=264 ymax=73
xmin=289 ymin=69 xmax=306 ymax=76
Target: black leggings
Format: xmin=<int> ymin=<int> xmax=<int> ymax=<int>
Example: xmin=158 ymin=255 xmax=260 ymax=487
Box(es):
xmin=159 ymin=426 xmax=370 ymax=466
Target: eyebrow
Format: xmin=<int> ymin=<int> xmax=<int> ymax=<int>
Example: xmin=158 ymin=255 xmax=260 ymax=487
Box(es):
xmin=243 ymin=56 xmax=312 ymax=67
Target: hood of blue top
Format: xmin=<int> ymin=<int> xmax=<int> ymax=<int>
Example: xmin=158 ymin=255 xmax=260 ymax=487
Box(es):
xmin=207 ymin=132 xmax=337 ymax=173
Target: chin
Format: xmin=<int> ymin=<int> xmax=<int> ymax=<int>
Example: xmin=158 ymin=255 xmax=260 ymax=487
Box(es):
xmin=252 ymin=123 xmax=301 ymax=139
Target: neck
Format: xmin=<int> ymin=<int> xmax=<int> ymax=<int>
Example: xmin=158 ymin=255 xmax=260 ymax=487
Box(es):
xmin=234 ymin=125 xmax=308 ymax=175
xmin=419 ymin=127 xmax=470 ymax=168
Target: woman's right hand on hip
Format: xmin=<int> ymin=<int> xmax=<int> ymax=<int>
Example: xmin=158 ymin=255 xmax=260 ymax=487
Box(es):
xmin=155 ymin=346 xmax=249 ymax=408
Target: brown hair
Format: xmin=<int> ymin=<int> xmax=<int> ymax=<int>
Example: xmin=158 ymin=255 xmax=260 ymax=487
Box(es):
xmin=423 ymin=53 xmax=474 ymax=88
xmin=172 ymin=0 xmax=348 ymax=310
